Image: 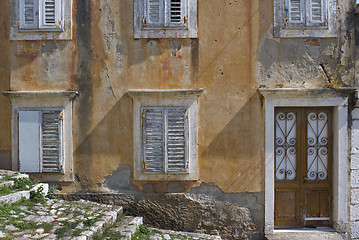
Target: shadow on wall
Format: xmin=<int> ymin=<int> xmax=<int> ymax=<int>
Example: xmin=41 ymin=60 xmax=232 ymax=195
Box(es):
xmin=199 ymin=92 xmax=264 ymax=193
xmin=74 ymin=93 xmax=133 ymax=190
xmin=74 ymin=92 xmax=265 ymax=194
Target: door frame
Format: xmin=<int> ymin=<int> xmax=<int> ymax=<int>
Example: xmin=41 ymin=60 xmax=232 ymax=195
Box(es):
xmin=260 ymin=88 xmax=354 ymax=235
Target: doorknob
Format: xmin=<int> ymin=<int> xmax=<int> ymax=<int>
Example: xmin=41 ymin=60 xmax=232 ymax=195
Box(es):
xmin=303 ymin=176 xmax=308 ymax=183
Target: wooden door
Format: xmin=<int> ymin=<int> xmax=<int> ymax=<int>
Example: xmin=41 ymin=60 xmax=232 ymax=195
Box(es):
xmin=274 ymin=108 xmax=332 ymax=228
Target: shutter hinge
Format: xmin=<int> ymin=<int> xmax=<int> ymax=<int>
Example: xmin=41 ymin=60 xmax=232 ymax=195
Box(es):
xmin=142 ymin=162 xmax=146 ymax=171
xmin=142 ymin=17 xmax=148 ymax=26
xmin=185 ymin=110 xmax=188 ymax=119
xmin=59 ymin=112 xmax=63 ymax=120
xmin=183 ymin=16 xmax=188 ymax=25
xmin=142 ymin=110 xmax=146 ymax=119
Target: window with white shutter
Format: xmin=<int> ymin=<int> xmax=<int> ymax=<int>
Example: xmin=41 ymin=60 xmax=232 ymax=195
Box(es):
xmin=128 ymin=89 xmax=202 ymax=181
xmin=142 ymin=107 xmax=188 ymax=174
xmin=19 ymin=0 xmax=62 ymax=30
xmin=18 ymin=109 xmax=63 ymax=173
xmin=11 ymin=0 xmax=71 ymax=40
xmin=274 ymin=0 xmax=335 ymax=37
xmin=134 ymin=0 xmax=197 ymax=38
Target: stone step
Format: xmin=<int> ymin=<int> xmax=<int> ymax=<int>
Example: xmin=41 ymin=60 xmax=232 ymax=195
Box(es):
xmin=109 ymin=216 xmax=143 ymax=239
xmin=266 ymin=228 xmax=344 ymax=240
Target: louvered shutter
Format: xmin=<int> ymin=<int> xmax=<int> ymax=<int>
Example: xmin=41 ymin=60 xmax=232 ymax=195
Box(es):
xmin=166 ymin=0 xmax=185 ymax=26
xmin=39 ymin=0 xmax=62 ymax=29
xmin=285 ymin=0 xmax=305 ymax=25
xmin=19 ymin=0 xmax=38 ymax=29
xmin=166 ymin=108 xmax=188 ymax=173
xmin=142 ymin=108 xmax=165 ymax=172
xmin=307 ymin=0 xmax=326 ymax=26
xmin=41 ymin=110 xmax=62 ymax=172
xmin=144 ymin=0 xmax=164 ymax=27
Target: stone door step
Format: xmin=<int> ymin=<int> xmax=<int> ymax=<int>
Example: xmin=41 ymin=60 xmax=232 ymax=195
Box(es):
xmin=266 ymin=228 xmax=344 ymax=240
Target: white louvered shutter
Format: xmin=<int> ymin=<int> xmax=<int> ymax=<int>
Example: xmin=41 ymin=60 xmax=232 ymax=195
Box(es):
xmin=19 ymin=0 xmax=38 ymax=29
xmin=307 ymin=0 xmax=326 ymax=26
xmin=144 ymin=0 xmax=164 ymax=27
xmin=285 ymin=0 xmax=305 ymax=25
xmin=39 ymin=0 xmax=62 ymax=29
xmin=166 ymin=0 xmax=185 ymax=26
xmin=166 ymin=108 xmax=188 ymax=173
xmin=142 ymin=108 xmax=165 ymax=172
xmin=41 ymin=110 xmax=63 ymax=172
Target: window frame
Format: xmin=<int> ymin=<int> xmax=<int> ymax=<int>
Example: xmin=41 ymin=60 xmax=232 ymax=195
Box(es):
xmin=18 ymin=108 xmax=64 ymax=174
xmin=10 ymin=0 xmax=72 ymax=40
xmin=2 ymin=91 xmax=77 ymax=182
xmin=134 ymin=0 xmax=197 ymax=39
xmin=128 ymin=89 xmax=203 ymax=181
xmin=274 ymin=0 xmax=336 ymax=38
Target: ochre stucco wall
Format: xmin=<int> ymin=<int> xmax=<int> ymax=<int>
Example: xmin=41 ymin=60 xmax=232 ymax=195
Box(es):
xmin=2 ymin=0 xmax=355 ymax=195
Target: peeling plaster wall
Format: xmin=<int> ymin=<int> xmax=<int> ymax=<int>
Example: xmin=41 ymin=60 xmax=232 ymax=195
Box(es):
xmin=1 ymin=0 xmax=358 ymax=238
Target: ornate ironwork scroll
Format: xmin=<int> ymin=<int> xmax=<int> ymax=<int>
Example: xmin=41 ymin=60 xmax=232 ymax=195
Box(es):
xmin=307 ymin=111 xmax=328 ymax=181
xmin=275 ymin=111 xmax=297 ymax=181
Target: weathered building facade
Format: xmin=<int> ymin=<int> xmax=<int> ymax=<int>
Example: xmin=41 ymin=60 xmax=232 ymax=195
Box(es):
xmin=0 ymin=0 xmax=359 ymax=239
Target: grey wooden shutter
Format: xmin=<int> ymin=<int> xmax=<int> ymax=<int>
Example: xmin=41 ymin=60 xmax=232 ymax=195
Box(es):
xmin=19 ymin=0 xmax=38 ymax=29
xmin=144 ymin=0 xmax=164 ymax=27
xmin=39 ymin=0 xmax=62 ymax=29
xmin=307 ymin=0 xmax=326 ymax=26
xmin=142 ymin=108 xmax=165 ymax=172
xmin=19 ymin=110 xmax=41 ymax=173
xmin=41 ymin=110 xmax=62 ymax=172
xmin=285 ymin=0 xmax=305 ymax=25
xmin=166 ymin=108 xmax=188 ymax=173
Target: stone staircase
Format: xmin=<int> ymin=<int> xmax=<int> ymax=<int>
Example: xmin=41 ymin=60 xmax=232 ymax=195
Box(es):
xmin=0 ymin=170 xmax=222 ymax=240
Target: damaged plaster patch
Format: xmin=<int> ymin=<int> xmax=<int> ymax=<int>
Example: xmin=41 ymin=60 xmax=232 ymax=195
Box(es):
xmin=169 ymin=39 xmax=181 ymax=57
xmin=103 ymin=164 xmax=133 ymax=192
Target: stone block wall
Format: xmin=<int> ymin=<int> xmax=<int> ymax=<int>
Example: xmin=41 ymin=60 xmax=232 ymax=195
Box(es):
xmin=351 ymin=106 xmax=359 ymax=239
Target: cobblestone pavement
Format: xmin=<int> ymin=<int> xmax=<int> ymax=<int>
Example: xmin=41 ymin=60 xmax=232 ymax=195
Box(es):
xmin=0 ymin=198 xmax=121 ymax=239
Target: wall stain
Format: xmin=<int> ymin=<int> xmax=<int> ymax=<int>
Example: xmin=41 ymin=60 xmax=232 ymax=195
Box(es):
xmin=74 ymin=0 xmax=94 ymax=189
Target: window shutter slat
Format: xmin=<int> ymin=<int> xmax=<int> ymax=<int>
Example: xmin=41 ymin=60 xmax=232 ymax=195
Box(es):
xmin=165 ymin=0 xmax=186 ymax=27
xmin=308 ymin=0 xmax=326 ymax=25
xmin=39 ymin=0 xmax=62 ymax=29
xmin=142 ymin=108 xmax=165 ymax=172
xmin=170 ymin=0 xmax=182 ymax=23
xmin=41 ymin=110 xmax=62 ymax=173
xmin=166 ymin=108 xmax=187 ymax=172
xmin=19 ymin=0 xmax=38 ymax=29
xmin=286 ymin=0 xmax=304 ymax=25
xmin=145 ymin=0 xmax=164 ymax=27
